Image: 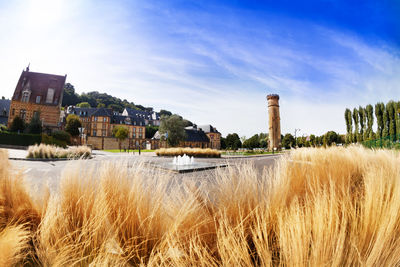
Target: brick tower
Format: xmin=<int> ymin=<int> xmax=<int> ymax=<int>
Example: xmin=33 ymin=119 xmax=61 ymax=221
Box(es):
xmin=267 ymin=94 xmax=281 ymax=151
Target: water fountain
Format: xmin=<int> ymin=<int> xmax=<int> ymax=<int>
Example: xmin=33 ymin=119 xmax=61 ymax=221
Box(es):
xmin=151 ymin=153 xmax=226 ymax=173
xmin=172 ymin=154 xmax=195 ymax=166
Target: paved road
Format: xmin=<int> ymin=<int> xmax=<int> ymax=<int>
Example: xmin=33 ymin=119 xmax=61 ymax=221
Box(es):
xmin=7 ymin=149 xmax=283 ymax=195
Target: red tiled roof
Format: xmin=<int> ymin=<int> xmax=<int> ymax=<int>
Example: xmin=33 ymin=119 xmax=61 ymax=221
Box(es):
xmin=12 ymin=70 xmax=66 ymax=106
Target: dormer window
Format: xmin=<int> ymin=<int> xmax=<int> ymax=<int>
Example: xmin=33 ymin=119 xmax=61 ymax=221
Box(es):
xmin=36 ymin=96 xmax=41 ymax=104
xmin=21 ymin=89 xmax=31 ymax=102
xmin=46 ymin=88 xmax=55 ymax=104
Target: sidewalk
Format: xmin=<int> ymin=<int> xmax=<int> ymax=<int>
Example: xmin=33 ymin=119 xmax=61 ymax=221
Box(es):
xmin=1 ymin=148 xmax=28 ymax=159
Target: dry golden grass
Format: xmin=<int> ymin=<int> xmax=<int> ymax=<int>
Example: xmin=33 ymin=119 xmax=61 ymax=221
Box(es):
xmin=156 ymin=147 xmax=221 ymax=158
xmin=27 ymin=144 xmax=92 ymax=159
xmin=2 ymin=146 xmax=400 ymax=265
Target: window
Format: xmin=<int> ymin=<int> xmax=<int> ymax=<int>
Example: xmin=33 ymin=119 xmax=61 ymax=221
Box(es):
xmin=21 ymin=90 xmax=31 ymax=102
xmin=12 ymin=109 xmax=15 ymax=116
xmin=93 ymin=130 xmax=97 ymax=136
xmin=2 ymin=109 xmax=6 ymax=116
xmin=36 ymin=95 xmax=41 ymax=104
xmin=139 ymin=128 xmax=142 ymax=132
xmin=102 ymin=130 xmax=106 ymax=136
xmin=46 ymin=88 xmax=55 ymax=103
xmin=133 ymin=133 xmax=136 ymax=138
xmin=103 ymin=117 xmax=107 ymax=122
xmin=94 ymin=117 xmax=98 ymax=122
xmin=20 ymin=109 xmax=26 ymax=120
xmin=133 ymin=127 xmax=136 ymax=132
xmin=139 ymin=134 xmax=142 ymax=139
xmin=33 ymin=111 xmax=39 ymax=119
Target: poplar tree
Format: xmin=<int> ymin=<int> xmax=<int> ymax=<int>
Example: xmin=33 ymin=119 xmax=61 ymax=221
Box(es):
xmin=375 ymin=103 xmax=384 ymax=139
xmin=365 ymin=104 xmax=374 ymax=140
xmin=344 ymin=109 xmax=353 ymax=144
xmin=352 ymin=108 xmax=359 ymax=142
xmin=382 ymin=103 xmax=389 ymax=138
xmin=358 ymin=106 xmax=366 ymax=142
xmin=387 ymin=101 xmax=397 ymax=141
xmin=396 ymin=101 xmax=400 ymax=141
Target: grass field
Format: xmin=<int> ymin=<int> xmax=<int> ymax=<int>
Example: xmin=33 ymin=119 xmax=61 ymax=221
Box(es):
xmin=1 ymin=146 xmax=400 ymax=265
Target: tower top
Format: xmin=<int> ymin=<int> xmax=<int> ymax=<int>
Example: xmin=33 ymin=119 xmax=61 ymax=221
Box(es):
xmin=267 ymin=94 xmax=279 ymax=100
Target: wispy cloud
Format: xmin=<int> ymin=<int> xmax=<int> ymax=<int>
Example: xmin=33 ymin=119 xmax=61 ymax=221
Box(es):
xmin=0 ymin=0 xmax=398 ymax=137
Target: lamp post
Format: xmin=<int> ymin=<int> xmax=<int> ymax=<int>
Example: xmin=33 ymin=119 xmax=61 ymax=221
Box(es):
xmin=78 ymin=127 xmax=85 ymax=145
xmin=294 ymin=128 xmax=301 ymax=148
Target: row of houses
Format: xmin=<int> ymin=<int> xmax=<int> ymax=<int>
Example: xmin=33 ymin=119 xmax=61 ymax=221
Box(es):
xmin=2 ymin=67 xmax=221 ymax=150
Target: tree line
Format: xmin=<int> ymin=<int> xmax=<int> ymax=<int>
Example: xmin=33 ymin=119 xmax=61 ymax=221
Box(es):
xmin=344 ymin=100 xmax=400 ymax=144
xmin=221 ymin=130 xmax=344 ymax=150
xmin=62 ymin=83 xmax=173 ymax=116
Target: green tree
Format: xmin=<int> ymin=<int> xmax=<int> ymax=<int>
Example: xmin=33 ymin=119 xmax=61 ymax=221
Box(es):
xmin=352 ymin=108 xmax=359 ymax=142
xmin=382 ymin=103 xmax=389 ymax=138
xmin=323 ymin=131 xmax=339 ymax=146
xmin=97 ymin=103 xmax=106 ymax=108
xmin=65 ymin=114 xmax=82 ymax=137
xmin=387 ymin=101 xmax=397 ymax=141
xmin=10 ymin=116 xmax=25 ymax=133
xmin=282 ymin=133 xmax=295 ymax=149
xmin=365 ymin=104 xmax=374 ymax=140
xmin=344 ymin=108 xmax=353 ymax=144
xmin=145 ymin=125 xmax=159 ymax=139
xmin=225 ymin=133 xmax=242 ymax=150
xmin=243 ymin=134 xmax=260 ymax=149
xmin=259 ymin=133 xmax=268 ymax=148
xmin=220 ymin=137 xmax=227 ymax=149
xmin=76 ymin=102 xmax=91 ymax=108
xmin=107 ymin=103 xmax=124 ymax=113
xmin=182 ymin=119 xmax=193 ymax=127
xmin=358 ymin=106 xmax=366 ymax=142
xmin=62 ymin=83 xmax=80 ymax=106
xmin=310 ymin=134 xmax=316 ymax=147
xmin=26 ymin=111 xmax=42 ymax=134
xmin=112 ymin=125 xmax=129 ymax=151
xmin=396 ymin=101 xmax=400 ymax=140
xmin=159 ymin=110 xmax=172 ymax=117
xmin=159 ymin=115 xmax=186 ymax=147
xmin=375 ymin=102 xmax=384 ymax=140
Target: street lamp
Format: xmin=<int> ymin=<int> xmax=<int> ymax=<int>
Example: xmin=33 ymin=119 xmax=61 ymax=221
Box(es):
xmin=294 ymin=128 xmax=301 ymax=148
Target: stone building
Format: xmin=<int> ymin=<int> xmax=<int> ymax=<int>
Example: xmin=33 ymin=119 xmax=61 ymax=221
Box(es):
xmin=65 ymin=106 xmax=146 ymax=149
xmin=197 ymin=124 xmax=221 ymax=149
xmin=267 ymin=94 xmax=281 ymax=150
xmin=8 ymin=67 xmax=66 ymax=130
xmin=122 ymin=108 xmax=161 ymax=126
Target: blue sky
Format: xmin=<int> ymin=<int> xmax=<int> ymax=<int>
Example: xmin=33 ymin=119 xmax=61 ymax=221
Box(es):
xmin=0 ymin=0 xmax=399 ymax=137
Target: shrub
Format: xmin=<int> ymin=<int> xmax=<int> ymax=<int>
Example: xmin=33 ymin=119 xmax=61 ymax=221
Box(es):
xmin=0 ymin=132 xmax=41 ymax=146
xmin=27 ymin=144 xmax=91 ymax=159
xmin=51 ymin=130 xmax=71 ymax=145
xmin=155 ymin=147 xmax=221 ymax=157
xmin=9 ymin=116 xmax=25 ymax=133
xmin=41 ymin=134 xmax=67 ymax=148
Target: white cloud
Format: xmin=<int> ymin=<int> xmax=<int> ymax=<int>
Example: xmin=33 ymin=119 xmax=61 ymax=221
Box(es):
xmin=0 ymin=1 xmax=398 ymax=137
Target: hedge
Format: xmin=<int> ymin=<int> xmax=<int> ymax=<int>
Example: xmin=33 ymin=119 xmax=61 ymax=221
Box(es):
xmin=0 ymin=132 xmax=42 ymax=146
